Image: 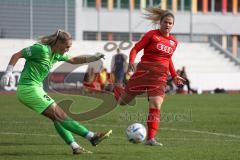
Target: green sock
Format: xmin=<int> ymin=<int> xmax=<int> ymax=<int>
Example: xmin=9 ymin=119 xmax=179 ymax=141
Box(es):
xmin=58 ymin=117 xmax=89 ymax=137
xmin=54 ymin=122 xmax=75 ymax=144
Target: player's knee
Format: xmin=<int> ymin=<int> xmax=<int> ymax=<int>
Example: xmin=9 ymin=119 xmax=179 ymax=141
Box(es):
xmin=154 ymin=104 xmax=161 ymax=109
xmin=55 ymin=111 xmax=67 ymax=121
xmin=56 ymin=113 xmax=67 ymax=121
xmin=49 ymin=104 xmax=67 ymax=121
xmin=149 ymin=96 xmax=163 ymax=109
xmin=149 ymin=101 xmax=162 ymax=109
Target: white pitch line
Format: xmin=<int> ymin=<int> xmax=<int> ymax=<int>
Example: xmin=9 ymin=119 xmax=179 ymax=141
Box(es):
xmin=1 ymin=121 xmax=240 ymax=140
xmin=0 ymin=131 xmax=239 ymax=142
xmin=83 ymin=124 xmax=240 ymax=139
xmin=0 ymin=132 xmax=58 ymax=137
xmin=161 ymin=128 xmax=240 ymax=139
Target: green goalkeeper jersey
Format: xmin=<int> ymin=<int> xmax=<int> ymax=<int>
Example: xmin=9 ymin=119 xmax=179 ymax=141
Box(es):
xmin=18 ymin=43 xmax=69 ymax=86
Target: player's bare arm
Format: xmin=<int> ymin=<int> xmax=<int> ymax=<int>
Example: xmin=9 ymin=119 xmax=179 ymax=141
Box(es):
xmin=7 ymin=51 xmax=23 ymax=66
xmin=66 ymin=53 xmax=105 ymax=64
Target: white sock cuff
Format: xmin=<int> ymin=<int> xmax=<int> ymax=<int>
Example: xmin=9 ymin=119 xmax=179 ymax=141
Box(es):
xmin=70 ymin=141 xmax=80 ymax=149
xmin=85 ymin=131 xmax=95 ymax=140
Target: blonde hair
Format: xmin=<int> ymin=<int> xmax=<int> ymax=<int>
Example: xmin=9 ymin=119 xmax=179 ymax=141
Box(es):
xmin=144 ymin=7 xmax=174 ymax=25
xmin=39 ymin=29 xmax=72 ymax=46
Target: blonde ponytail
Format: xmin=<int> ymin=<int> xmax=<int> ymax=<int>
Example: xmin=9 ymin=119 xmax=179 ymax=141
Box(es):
xmin=144 ymin=7 xmax=174 ymax=24
xmin=39 ymin=29 xmax=72 ymax=46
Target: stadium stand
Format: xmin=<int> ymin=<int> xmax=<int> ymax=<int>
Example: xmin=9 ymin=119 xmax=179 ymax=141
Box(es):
xmin=0 ymin=39 xmax=240 ymax=91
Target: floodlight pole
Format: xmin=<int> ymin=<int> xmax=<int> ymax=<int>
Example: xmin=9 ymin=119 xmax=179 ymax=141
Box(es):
xmin=65 ymin=0 xmax=68 ymax=32
xmin=190 ymin=0 xmax=193 ymax=42
xmin=97 ymin=3 xmax=101 ymax=40
xmin=30 ymin=0 xmax=33 ymax=39
xmin=129 ymin=1 xmax=133 ymax=41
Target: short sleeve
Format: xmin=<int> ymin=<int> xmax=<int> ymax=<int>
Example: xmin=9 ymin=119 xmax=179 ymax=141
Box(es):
xmin=21 ymin=44 xmax=48 ymax=60
xmin=21 ymin=47 xmax=32 ymax=59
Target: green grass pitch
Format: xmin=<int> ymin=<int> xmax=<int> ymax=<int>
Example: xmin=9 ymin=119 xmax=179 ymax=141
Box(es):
xmin=0 ymin=93 xmax=240 ymax=160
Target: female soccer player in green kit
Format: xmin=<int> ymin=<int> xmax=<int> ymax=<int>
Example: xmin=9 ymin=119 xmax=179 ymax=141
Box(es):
xmin=0 ymin=29 xmax=112 ymax=155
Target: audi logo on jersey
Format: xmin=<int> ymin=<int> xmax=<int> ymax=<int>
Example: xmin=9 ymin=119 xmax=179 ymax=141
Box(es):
xmin=156 ymin=43 xmax=174 ymax=55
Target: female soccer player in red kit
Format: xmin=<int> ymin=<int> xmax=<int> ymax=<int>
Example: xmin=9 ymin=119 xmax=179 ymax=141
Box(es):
xmin=114 ymin=7 xmax=185 ymax=146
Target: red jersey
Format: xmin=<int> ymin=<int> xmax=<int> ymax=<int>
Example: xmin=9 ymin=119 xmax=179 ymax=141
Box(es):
xmin=129 ymin=29 xmax=178 ymax=77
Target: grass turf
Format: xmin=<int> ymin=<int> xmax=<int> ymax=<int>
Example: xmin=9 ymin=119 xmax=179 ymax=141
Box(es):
xmin=0 ymin=93 xmax=240 ymax=160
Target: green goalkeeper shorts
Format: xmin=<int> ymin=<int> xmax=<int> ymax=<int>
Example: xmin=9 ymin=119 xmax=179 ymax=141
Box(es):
xmin=16 ymin=85 xmax=55 ymax=114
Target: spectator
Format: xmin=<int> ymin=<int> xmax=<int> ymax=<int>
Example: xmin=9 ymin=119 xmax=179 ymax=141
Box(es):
xmin=179 ymin=66 xmax=196 ymax=94
xmin=111 ymin=48 xmax=127 ymax=86
xmin=175 ymin=69 xmax=185 ymax=93
xmin=166 ymin=75 xmax=175 ymax=94
xmin=83 ymin=59 xmax=104 ymax=91
xmin=96 ymin=66 xmax=113 ymax=91
xmin=83 ymin=67 xmax=101 ymax=91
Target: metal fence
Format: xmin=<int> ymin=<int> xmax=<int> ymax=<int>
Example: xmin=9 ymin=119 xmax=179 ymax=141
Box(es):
xmin=0 ymin=0 xmax=75 ymax=39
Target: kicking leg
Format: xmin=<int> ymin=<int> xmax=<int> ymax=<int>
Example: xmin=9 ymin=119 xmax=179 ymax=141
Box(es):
xmin=113 ymin=86 xmax=136 ymax=106
xmin=42 ymin=103 xmax=112 ymax=147
xmin=54 ymin=122 xmax=92 ymax=154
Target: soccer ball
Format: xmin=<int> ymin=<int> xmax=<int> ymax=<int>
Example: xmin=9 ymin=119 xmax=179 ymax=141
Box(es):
xmin=126 ymin=123 xmax=147 ymax=143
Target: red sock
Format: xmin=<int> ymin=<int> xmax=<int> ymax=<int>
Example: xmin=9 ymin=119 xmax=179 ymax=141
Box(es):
xmin=147 ymin=108 xmax=160 ymax=140
xmin=113 ymin=86 xmax=124 ymax=102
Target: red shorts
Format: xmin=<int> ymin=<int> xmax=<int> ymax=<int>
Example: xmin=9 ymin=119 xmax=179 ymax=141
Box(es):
xmin=125 ymin=62 xmax=168 ymax=97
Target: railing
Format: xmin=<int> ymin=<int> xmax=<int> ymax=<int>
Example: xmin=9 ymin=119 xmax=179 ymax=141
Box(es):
xmin=0 ymin=0 xmax=75 ymax=39
xmin=210 ymin=38 xmax=240 ymax=66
